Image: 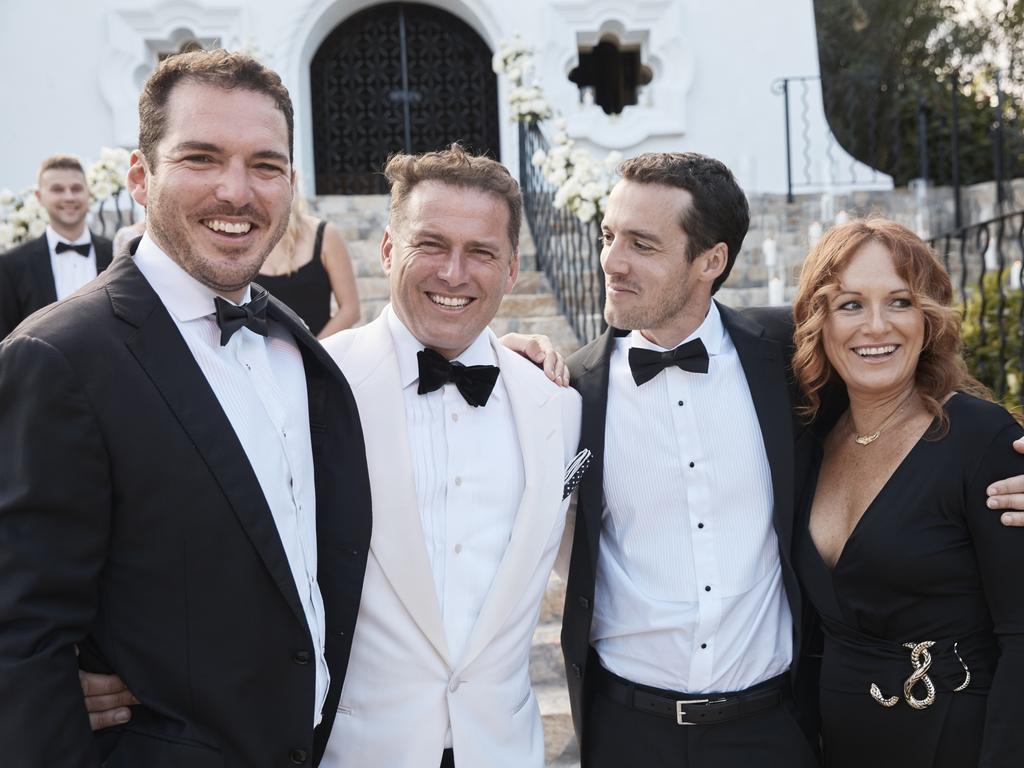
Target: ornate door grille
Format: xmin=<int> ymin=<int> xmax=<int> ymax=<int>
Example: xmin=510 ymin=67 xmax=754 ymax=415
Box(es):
xmin=311 ymin=3 xmax=501 ymax=194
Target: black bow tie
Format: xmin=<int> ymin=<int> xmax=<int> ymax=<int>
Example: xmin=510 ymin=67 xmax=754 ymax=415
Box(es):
xmin=213 ymin=290 xmax=269 ymax=346
xmin=628 ymin=338 xmax=710 ymax=386
xmin=417 ymin=348 xmax=500 ymax=407
xmin=55 ymin=241 xmax=91 ymax=257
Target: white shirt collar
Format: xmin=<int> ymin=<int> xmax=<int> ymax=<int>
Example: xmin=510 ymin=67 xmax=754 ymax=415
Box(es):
xmin=628 ymin=300 xmax=725 ymax=356
xmin=46 ymin=225 xmax=92 ymax=250
xmin=132 ymin=233 xmax=252 ymax=323
xmin=384 ymin=304 xmax=502 ymax=399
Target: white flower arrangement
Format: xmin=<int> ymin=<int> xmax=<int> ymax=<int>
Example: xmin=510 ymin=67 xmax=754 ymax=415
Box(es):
xmin=494 ymin=38 xmax=620 ymax=224
xmin=87 ymin=147 xmax=131 ymax=203
xmin=531 ymin=125 xmax=619 ymax=223
xmin=0 ymin=188 xmax=48 ymax=252
xmin=493 ymin=35 xmax=553 ymax=124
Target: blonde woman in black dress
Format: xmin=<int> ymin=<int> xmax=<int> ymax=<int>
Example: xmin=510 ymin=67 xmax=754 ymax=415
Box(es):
xmin=790 ymin=218 xmax=1024 ymax=767
xmin=258 ymin=191 xmax=359 ymax=338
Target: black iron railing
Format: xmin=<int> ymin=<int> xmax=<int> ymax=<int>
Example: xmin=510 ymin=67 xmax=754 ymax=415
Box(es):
xmin=928 ymin=210 xmax=1024 ymax=406
xmin=519 ymin=123 xmax=606 ymax=345
xmin=775 ymin=71 xmax=1023 ymax=223
xmin=91 ymin=190 xmax=140 ymax=241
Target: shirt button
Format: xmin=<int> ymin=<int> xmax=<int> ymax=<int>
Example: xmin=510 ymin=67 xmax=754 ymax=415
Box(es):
xmin=454 ymin=544 xmax=463 ymax=554
xmin=697 ymin=522 xmax=704 ymax=529
xmin=689 ymin=461 xmax=695 ymax=468
xmin=451 ymin=413 xmax=459 ymax=423
xmin=454 ymin=477 xmax=462 ymax=487
xmin=677 ymin=400 xmax=684 ymax=406
xmin=705 ymin=585 xmax=711 ymax=592
xmin=701 ymin=643 xmax=708 ymax=650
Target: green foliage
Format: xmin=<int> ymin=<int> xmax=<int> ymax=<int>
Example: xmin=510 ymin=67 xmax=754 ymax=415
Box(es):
xmin=814 ymin=0 xmax=1024 ymax=186
xmin=960 ymin=271 xmax=1024 ymax=405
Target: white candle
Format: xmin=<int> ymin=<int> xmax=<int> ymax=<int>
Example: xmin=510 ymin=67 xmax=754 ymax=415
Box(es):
xmin=808 ymin=221 xmax=823 ymax=248
xmin=769 ymin=276 xmax=785 ymax=306
xmin=1009 ymin=260 xmax=1022 ymax=290
xmin=762 ymin=237 xmax=777 ymax=266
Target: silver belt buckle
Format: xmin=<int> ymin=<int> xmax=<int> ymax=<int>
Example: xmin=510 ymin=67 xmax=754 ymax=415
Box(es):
xmin=675 ymin=698 xmax=708 ymax=726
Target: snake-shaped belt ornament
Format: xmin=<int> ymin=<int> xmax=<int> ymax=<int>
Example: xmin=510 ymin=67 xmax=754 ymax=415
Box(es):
xmin=869 ymin=641 xmax=937 ymax=709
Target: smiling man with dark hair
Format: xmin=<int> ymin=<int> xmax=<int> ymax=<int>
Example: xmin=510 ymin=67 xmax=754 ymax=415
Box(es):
xmin=0 ymin=49 xmax=370 ymax=766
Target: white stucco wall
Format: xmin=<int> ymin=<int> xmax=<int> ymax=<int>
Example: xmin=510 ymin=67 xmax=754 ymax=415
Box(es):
xmin=0 ymin=0 xmax=890 ymax=195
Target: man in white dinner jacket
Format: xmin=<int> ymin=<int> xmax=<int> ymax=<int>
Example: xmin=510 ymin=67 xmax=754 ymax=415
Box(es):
xmin=319 ymin=144 xmax=581 ymax=768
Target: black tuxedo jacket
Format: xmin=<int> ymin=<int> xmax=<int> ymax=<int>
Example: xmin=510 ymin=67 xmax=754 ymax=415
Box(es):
xmin=0 ymin=231 xmax=114 ymax=339
xmin=0 ymin=251 xmax=371 ymax=766
xmin=561 ymin=302 xmax=823 ymax=742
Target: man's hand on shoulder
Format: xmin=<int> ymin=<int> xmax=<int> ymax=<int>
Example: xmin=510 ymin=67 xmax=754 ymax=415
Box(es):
xmin=986 ymin=436 xmax=1024 ymax=526
xmin=499 ymin=333 xmax=570 ymax=386
xmin=80 ymin=670 xmax=138 ymax=730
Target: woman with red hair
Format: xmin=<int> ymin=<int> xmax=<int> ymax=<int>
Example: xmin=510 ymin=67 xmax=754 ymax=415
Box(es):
xmin=791 ymin=218 xmax=1024 ymax=766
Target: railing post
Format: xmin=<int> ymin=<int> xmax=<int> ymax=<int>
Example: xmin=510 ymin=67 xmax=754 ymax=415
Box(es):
xmin=950 ymin=72 xmax=962 ymax=230
xmin=994 ymin=70 xmax=1007 ymax=210
xmin=916 ymin=96 xmax=929 ymax=182
xmin=783 ymin=79 xmax=793 ymax=203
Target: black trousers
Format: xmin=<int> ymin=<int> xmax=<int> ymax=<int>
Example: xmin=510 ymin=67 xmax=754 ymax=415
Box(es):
xmin=581 ymin=666 xmax=819 ymax=768
xmin=439 ymin=748 xmax=455 ymax=768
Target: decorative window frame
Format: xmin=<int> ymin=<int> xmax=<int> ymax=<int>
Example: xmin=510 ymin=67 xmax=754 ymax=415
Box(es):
xmin=101 ymin=2 xmax=248 ymax=148
xmin=545 ymin=0 xmax=694 ymax=149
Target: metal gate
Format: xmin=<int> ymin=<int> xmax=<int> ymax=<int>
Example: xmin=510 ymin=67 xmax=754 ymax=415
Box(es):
xmin=310 ymin=2 xmax=501 ymax=194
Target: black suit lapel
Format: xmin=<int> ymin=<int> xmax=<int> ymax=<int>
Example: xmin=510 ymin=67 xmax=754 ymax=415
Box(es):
xmin=106 ymin=258 xmax=307 ymax=627
xmin=718 ymin=302 xmax=796 ymax=561
xmin=571 ymin=329 xmax=618 ymax=569
xmin=28 ymin=236 xmax=57 ymax=306
xmin=718 ymin=303 xmax=805 ymax=672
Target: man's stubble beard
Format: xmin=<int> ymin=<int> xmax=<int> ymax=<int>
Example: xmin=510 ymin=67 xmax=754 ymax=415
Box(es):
xmin=146 ymin=191 xmax=289 ymax=296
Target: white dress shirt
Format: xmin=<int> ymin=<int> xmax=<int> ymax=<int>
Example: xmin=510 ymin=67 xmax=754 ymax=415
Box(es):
xmin=386 ymin=306 xmax=525 ymax=745
xmin=133 ymin=234 xmax=329 ymax=725
xmin=46 ymin=225 xmax=98 ymax=300
xmin=593 ymin=301 xmax=793 ymax=694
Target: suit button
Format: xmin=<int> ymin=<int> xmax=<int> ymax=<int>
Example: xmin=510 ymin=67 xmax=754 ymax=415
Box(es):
xmin=289 ymin=748 xmax=309 ymax=764
xmin=293 ymin=650 xmax=312 ymax=665
xmin=578 ymin=596 xmax=590 ymax=610
xmin=449 ymin=678 xmax=461 ymax=692
xmin=572 ymin=663 xmax=583 ymax=680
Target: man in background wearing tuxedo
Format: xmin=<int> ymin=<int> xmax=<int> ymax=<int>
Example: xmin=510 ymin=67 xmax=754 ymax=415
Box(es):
xmin=0 ymin=49 xmax=370 ymax=766
xmin=0 ymin=155 xmax=113 ymax=338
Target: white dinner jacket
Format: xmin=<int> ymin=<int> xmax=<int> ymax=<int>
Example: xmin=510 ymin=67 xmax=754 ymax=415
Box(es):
xmin=320 ymin=311 xmax=582 ymax=768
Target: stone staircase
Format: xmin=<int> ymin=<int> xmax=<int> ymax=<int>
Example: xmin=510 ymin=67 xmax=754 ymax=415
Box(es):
xmin=313 ymin=195 xmax=580 ymax=353
xmin=313 ymin=194 xmax=581 ymax=766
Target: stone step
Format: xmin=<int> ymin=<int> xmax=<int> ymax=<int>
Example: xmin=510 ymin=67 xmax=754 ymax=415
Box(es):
xmin=538 ymin=682 xmax=578 ymax=767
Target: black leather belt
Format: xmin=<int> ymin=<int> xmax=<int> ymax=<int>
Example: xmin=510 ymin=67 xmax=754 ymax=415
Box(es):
xmin=594 ymin=663 xmax=787 ymax=726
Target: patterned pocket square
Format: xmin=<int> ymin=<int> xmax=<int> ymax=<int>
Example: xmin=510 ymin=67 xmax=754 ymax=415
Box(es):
xmin=563 ymin=449 xmax=593 ymax=500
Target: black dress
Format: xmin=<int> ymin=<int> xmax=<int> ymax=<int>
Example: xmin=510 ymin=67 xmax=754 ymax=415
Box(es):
xmin=257 ymin=220 xmax=332 ymax=335
xmin=794 ymin=393 xmax=1024 ymax=767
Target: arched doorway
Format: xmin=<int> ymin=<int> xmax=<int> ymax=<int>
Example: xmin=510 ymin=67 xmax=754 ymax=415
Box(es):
xmin=310 ymin=2 xmax=501 ymax=194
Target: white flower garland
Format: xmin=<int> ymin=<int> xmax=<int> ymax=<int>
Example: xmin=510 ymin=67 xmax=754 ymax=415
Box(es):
xmin=86 ymin=147 xmax=132 ymax=203
xmin=493 ymin=37 xmax=618 ymax=223
xmin=0 ymin=189 xmax=48 ymax=252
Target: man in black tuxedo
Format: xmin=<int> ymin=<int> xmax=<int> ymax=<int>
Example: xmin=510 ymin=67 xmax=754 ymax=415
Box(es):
xmin=0 ymin=155 xmax=114 ymax=339
xmin=0 ymin=49 xmax=371 ymax=766
xmin=561 ymin=153 xmax=821 ymax=768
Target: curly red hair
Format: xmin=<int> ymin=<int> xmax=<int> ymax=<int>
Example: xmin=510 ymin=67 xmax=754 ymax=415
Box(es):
xmin=792 ymin=217 xmax=989 ymax=428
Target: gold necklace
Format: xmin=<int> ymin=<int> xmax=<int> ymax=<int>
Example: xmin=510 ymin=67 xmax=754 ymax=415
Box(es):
xmin=851 ymin=391 xmax=917 ymax=446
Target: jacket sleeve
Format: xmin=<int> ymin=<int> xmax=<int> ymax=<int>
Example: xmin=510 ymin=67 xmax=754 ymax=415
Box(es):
xmin=963 ymin=418 xmax=1024 ymax=767
xmin=0 ymin=333 xmax=110 ymax=765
